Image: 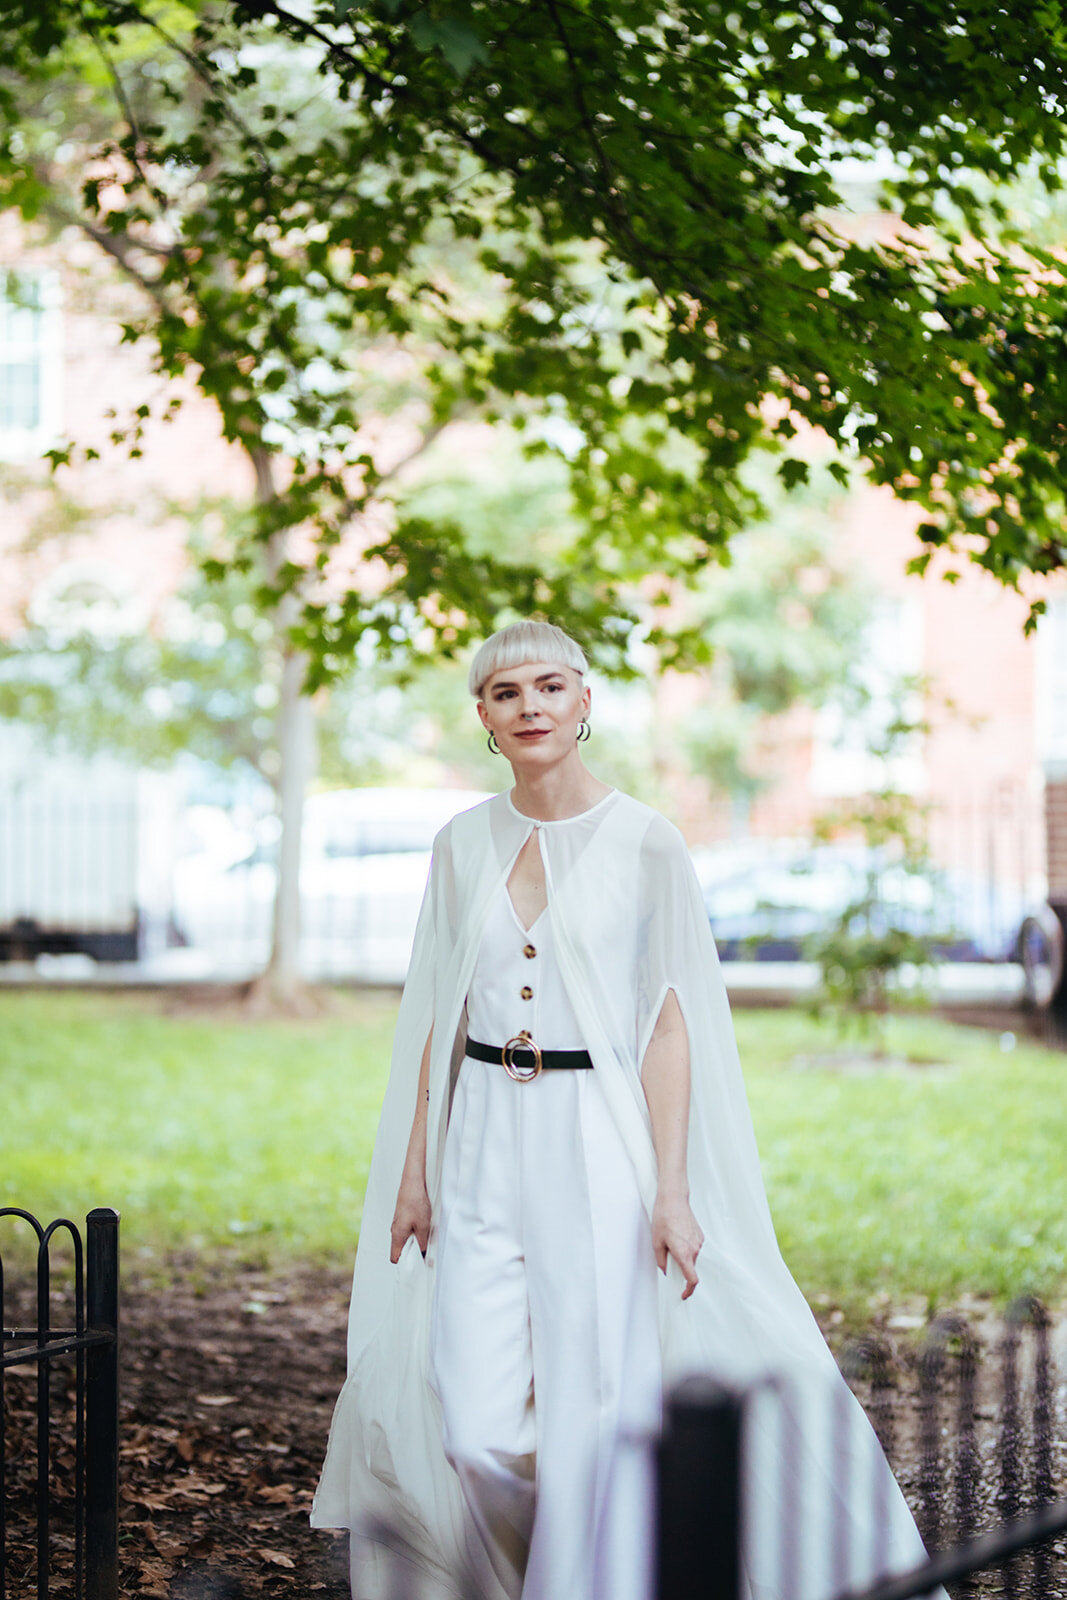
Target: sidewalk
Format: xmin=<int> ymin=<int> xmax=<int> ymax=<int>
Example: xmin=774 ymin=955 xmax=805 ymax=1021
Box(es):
xmin=723 ymin=960 xmax=1027 ymax=1010
xmin=0 ymin=953 xmax=1030 ymax=1015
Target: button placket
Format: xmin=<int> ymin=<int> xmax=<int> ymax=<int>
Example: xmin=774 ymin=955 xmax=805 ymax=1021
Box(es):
xmin=520 ymin=935 xmax=537 ymax=1004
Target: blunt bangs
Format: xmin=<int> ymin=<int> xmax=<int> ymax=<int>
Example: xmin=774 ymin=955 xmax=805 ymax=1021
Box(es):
xmin=468 ymin=622 xmax=588 ymax=699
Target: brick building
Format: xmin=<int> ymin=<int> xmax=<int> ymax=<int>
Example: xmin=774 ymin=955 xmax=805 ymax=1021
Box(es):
xmin=0 ymin=219 xmax=251 ymax=636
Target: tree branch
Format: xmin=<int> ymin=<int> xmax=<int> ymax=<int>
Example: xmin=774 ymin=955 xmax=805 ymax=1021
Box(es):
xmin=87 ymin=26 xmax=172 ymax=217
xmin=329 ymin=409 xmax=468 ymax=537
xmin=228 ymin=0 xmax=395 ymax=104
xmin=109 ymin=0 xmax=275 ymax=176
xmin=32 ymin=173 xmax=174 ymax=313
xmin=375 ymin=411 xmax=463 ymax=489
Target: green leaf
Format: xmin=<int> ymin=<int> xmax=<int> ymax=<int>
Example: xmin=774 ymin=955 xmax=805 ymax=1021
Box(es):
xmin=407 ymin=15 xmax=488 ymax=77
xmin=778 ymin=459 xmax=810 ymax=491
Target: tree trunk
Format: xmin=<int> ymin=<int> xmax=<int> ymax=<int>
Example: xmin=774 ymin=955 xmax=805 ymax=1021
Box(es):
xmin=267 ymin=618 xmax=316 ymax=1002
xmin=244 ymin=444 xmax=319 ymax=1011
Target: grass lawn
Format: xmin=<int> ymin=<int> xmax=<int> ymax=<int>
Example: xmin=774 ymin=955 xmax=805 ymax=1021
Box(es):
xmin=1 ymin=990 xmax=1063 ymax=1314
xmin=735 ymin=1008 xmax=1066 ymax=1316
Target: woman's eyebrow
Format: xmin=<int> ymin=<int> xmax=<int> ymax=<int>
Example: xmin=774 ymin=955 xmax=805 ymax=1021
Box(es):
xmin=490 ymin=672 xmax=566 ymax=690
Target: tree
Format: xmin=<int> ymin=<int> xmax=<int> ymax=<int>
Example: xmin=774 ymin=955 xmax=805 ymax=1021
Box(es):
xmin=2 ymin=0 xmax=1066 ymax=995
xmin=804 ymin=687 xmax=943 ymax=1056
xmin=2 ymin=2 xmax=1065 ymax=626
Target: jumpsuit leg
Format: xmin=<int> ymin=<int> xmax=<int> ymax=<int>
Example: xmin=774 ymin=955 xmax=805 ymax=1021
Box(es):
xmin=521 ymin=1069 xmax=661 ymax=1600
xmin=432 ymin=1060 xmax=662 ymax=1600
xmin=431 ymin=1062 xmax=536 ymax=1600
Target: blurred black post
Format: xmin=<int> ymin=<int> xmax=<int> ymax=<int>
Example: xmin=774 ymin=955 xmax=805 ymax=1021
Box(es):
xmin=657 ymin=1377 xmax=744 ymax=1600
xmin=85 ymin=1209 xmax=119 ymax=1600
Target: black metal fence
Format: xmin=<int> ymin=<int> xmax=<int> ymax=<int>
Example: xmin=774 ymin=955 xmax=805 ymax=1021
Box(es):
xmin=1 ymin=1208 xmax=120 ymax=1600
xmin=659 ymin=1297 xmax=1066 ymax=1600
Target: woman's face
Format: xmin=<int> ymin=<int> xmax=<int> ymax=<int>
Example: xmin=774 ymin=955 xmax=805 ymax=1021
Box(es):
xmin=478 ymin=659 xmax=591 ymax=769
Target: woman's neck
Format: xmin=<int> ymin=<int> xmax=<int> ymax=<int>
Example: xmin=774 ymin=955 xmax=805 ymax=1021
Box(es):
xmin=508 ymin=758 xmax=613 ymax=822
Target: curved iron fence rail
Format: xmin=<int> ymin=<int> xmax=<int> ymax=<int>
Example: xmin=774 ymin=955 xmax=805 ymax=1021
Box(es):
xmin=0 ymin=1207 xmax=119 ymax=1600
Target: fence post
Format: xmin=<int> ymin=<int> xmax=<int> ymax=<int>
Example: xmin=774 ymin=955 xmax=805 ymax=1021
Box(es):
xmin=85 ymin=1208 xmax=119 ymax=1600
xmin=656 ymin=1376 xmax=744 ymax=1600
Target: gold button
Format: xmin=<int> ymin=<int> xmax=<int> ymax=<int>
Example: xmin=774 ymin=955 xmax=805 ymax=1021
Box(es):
xmin=523 ymin=943 xmax=537 ymax=959
xmin=519 ymin=1030 xmax=531 ymax=1040
xmin=520 ymin=986 xmax=533 ymax=1000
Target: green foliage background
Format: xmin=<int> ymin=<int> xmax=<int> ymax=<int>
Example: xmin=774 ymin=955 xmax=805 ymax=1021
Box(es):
xmin=1 ymin=0 xmax=1065 ymax=668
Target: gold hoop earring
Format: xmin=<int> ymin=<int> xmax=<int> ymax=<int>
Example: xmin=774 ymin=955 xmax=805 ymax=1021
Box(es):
xmin=577 ymin=720 xmax=591 ymax=743
xmin=487 ymin=731 xmax=501 ymax=754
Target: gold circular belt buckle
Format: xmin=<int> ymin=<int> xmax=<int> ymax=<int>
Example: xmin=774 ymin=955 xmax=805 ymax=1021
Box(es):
xmin=502 ymin=1034 xmax=542 ymax=1083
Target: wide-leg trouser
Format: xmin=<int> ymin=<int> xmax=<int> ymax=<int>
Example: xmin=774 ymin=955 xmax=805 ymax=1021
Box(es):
xmin=429 ymin=1057 xmax=662 ymax=1600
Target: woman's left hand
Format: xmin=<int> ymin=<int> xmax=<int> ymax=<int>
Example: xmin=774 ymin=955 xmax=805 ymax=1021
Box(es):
xmin=651 ymin=1189 xmax=704 ymax=1300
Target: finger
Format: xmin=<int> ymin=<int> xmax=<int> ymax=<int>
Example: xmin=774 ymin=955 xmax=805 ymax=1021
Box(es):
xmin=415 ymin=1216 xmax=430 ymax=1254
xmin=667 ymin=1242 xmax=699 ymax=1300
xmin=654 ymin=1239 xmax=668 ymax=1275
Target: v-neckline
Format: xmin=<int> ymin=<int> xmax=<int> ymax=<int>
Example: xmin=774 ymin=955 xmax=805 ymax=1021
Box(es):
xmin=504 ymin=883 xmax=548 ymax=937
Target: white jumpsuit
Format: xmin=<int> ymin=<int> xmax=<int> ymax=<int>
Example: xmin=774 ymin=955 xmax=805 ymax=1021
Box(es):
xmin=429 ymin=869 xmax=662 ymax=1600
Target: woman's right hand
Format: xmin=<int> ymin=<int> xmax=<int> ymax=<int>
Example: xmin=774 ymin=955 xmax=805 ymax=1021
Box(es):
xmin=390 ymin=1175 xmax=431 ymax=1262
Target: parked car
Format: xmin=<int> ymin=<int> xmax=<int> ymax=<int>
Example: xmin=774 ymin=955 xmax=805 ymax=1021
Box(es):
xmin=692 ymin=838 xmax=1034 ymax=965
xmin=171 ymin=786 xmax=493 ymax=981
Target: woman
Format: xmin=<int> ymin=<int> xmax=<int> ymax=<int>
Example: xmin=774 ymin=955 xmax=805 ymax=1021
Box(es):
xmin=312 ymin=621 xmax=938 ymax=1600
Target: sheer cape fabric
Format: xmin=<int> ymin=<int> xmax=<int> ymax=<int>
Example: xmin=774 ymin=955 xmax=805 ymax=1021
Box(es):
xmin=311 ymin=790 xmax=934 ymax=1600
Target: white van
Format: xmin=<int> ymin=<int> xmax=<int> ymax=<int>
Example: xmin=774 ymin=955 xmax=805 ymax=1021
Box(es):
xmin=171 ymin=786 xmax=493 ymax=982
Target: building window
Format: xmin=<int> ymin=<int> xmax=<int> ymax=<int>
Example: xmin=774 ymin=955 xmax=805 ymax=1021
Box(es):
xmin=810 ymin=598 xmax=925 ymax=796
xmin=0 ymin=268 xmax=62 ymax=459
xmin=29 ymin=559 xmax=147 ymax=640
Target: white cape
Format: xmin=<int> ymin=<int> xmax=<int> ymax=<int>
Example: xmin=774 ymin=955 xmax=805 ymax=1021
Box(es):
xmin=312 ymin=790 xmax=936 ymax=1600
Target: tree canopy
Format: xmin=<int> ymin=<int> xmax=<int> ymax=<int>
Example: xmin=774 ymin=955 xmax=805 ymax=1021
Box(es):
xmin=2 ymin=0 xmax=1066 ymax=662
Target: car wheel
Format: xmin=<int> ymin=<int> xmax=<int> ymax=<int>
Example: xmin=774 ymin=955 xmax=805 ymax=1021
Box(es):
xmin=1017 ymin=904 xmax=1065 ymax=1008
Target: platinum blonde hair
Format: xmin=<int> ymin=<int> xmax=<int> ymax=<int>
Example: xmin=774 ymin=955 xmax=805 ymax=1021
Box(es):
xmin=468 ymin=621 xmax=588 ymax=699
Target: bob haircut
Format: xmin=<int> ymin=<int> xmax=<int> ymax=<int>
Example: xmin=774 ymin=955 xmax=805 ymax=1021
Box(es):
xmin=468 ymin=621 xmax=588 ymax=700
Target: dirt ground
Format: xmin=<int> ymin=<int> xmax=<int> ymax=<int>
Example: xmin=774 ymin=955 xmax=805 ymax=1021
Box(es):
xmin=3 ymin=1266 xmax=1065 ymax=1598
xmin=4 ymin=1265 xmax=352 ymax=1598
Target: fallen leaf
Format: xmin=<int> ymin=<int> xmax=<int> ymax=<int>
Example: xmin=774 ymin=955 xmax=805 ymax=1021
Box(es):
xmin=257 ymin=1548 xmax=297 ymax=1569
xmin=194 ymin=1393 xmax=239 ymax=1406
xmin=182 ymin=1478 xmax=230 ymax=1497
xmin=132 ymin=1557 xmax=173 ymax=1597
xmin=122 ymin=1488 xmax=179 ymax=1512
xmin=254 ymin=1483 xmax=295 ymax=1503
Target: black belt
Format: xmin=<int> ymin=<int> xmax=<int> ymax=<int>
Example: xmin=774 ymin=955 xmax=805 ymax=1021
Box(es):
xmin=466 ymin=1035 xmax=593 ymax=1083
